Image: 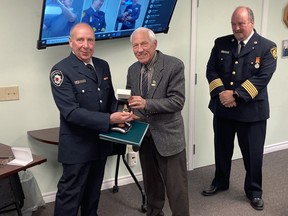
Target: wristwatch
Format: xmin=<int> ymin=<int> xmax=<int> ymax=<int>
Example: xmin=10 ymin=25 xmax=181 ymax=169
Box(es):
xmin=233 ymin=90 xmax=239 ymax=99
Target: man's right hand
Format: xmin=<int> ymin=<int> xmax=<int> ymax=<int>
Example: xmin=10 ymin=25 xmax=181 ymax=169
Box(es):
xmin=110 ymin=111 xmax=138 ymax=124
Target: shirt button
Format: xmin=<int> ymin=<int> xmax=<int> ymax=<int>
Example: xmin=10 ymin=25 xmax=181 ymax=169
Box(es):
xmin=230 ymin=82 xmax=234 ymax=85
xmin=82 ymin=90 xmax=85 ymax=93
xmin=100 ymin=100 xmax=103 ymax=103
xmin=235 ymin=61 xmax=238 ymax=64
xmin=232 ymin=71 xmax=236 ymax=75
xmin=98 ymin=88 xmax=101 ymax=91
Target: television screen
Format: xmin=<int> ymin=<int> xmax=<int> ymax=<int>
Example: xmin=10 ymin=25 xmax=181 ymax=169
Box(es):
xmin=37 ymin=0 xmax=177 ymax=49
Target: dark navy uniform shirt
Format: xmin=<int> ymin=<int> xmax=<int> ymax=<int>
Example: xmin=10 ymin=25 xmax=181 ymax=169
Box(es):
xmin=206 ymin=31 xmax=277 ymax=122
xmin=82 ymin=7 xmax=106 ymax=33
xmin=50 ymin=53 xmax=117 ymax=164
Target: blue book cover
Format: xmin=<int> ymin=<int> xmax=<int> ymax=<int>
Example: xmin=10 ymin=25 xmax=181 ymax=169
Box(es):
xmin=99 ymin=121 xmax=149 ymax=147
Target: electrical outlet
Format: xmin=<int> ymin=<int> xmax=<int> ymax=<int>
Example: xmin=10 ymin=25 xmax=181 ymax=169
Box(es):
xmin=0 ymin=86 xmax=19 ymax=101
xmin=127 ymin=152 xmax=137 ymax=166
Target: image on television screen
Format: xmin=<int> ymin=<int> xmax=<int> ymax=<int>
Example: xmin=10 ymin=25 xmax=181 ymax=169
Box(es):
xmin=37 ymin=0 xmax=177 ymax=49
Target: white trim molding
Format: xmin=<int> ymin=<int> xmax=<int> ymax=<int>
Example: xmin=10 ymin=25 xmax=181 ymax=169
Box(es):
xmin=187 ymin=0 xmax=198 ymax=171
xmin=264 ymin=141 xmax=288 ymax=154
xmin=260 ymin=0 xmax=270 ymax=36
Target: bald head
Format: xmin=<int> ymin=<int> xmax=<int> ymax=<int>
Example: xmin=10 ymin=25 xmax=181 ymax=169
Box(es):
xmin=232 ymin=6 xmax=254 ymax=23
xmin=70 ymin=23 xmax=95 ymax=40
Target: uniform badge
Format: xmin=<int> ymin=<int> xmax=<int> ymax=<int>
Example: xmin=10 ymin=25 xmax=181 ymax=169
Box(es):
xmin=51 ymin=70 xmax=64 ymax=87
xmin=255 ymin=57 xmax=260 ymax=69
xmin=270 ymin=47 xmax=277 ymax=59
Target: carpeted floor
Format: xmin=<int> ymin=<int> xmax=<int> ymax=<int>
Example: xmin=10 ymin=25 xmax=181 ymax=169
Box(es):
xmin=31 ymin=149 xmax=288 ymax=216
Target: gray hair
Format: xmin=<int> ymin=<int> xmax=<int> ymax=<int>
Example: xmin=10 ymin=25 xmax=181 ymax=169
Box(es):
xmin=130 ymin=27 xmax=157 ymax=43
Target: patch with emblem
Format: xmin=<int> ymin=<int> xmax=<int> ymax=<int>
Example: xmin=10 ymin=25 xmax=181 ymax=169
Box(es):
xmin=270 ymin=47 xmax=277 ymax=59
xmin=51 ymin=70 xmax=64 ymax=87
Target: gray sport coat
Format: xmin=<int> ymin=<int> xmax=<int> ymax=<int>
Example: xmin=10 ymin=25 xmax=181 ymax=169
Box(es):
xmin=126 ymin=51 xmax=186 ymax=157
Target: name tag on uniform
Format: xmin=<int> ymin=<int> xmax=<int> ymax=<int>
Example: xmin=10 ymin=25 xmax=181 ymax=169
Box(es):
xmin=220 ymin=50 xmax=230 ymax=54
xmin=74 ymin=79 xmax=86 ymax=84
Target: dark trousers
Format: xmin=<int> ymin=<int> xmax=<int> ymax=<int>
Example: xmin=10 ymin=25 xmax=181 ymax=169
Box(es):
xmin=139 ymin=135 xmax=190 ymax=216
xmin=212 ymin=115 xmax=266 ymax=199
xmin=54 ymin=158 xmax=107 ymax=216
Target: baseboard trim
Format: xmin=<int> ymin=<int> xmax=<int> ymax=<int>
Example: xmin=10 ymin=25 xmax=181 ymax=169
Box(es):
xmin=42 ymin=191 xmax=57 ymax=204
xmin=264 ymin=141 xmax=288 ymax=154
xmin=42 ymin=142 xmax=288 ymax=204
xmin=42 ymin=172 xmax=143 ymax=204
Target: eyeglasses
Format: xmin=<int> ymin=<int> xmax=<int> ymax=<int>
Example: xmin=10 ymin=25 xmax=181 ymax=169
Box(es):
xmin=0 ymin=156 xmax=13 ymax=168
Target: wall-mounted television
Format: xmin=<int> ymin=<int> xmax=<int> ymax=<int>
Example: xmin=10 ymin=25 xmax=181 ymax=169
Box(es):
xmin=37 ymin=0 xmax=177 ymax=49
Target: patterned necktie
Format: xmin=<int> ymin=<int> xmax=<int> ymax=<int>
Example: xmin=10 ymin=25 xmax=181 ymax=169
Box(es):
xmin=86 ymin=64 xmax=98 ymax=82
xmin=239 ymin=41 xmax=245 ymax=54
xmin=142 ymin=66 xmax=149 ymax=98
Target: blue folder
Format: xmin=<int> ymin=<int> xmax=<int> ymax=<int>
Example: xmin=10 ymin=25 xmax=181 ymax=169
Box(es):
xmin=99 ymin=121 xmax=149 ymax=147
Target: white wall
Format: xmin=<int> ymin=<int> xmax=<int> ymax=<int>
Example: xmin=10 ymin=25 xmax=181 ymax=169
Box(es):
xmin=1 ymin=0 xmax=287 ymax=198
xmin=265 ymin=1 xmax=288 ymax=144
xmin=0 ymin=0 xmax=191 ymax=195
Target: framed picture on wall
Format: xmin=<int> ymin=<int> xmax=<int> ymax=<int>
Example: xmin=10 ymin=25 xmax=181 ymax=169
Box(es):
xmin=282 ymin=40 xmax=288 ymax=58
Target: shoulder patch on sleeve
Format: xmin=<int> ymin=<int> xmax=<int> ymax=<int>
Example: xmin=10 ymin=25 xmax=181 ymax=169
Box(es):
xmin=270 ymin=47 xmax=277 ymax=60
xmin=51 ymin=70 xmax=64 ymax=87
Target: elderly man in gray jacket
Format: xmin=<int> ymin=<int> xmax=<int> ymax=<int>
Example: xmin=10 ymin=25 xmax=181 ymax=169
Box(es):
xmin=126 ymin=27 xmax=190 ymax=216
